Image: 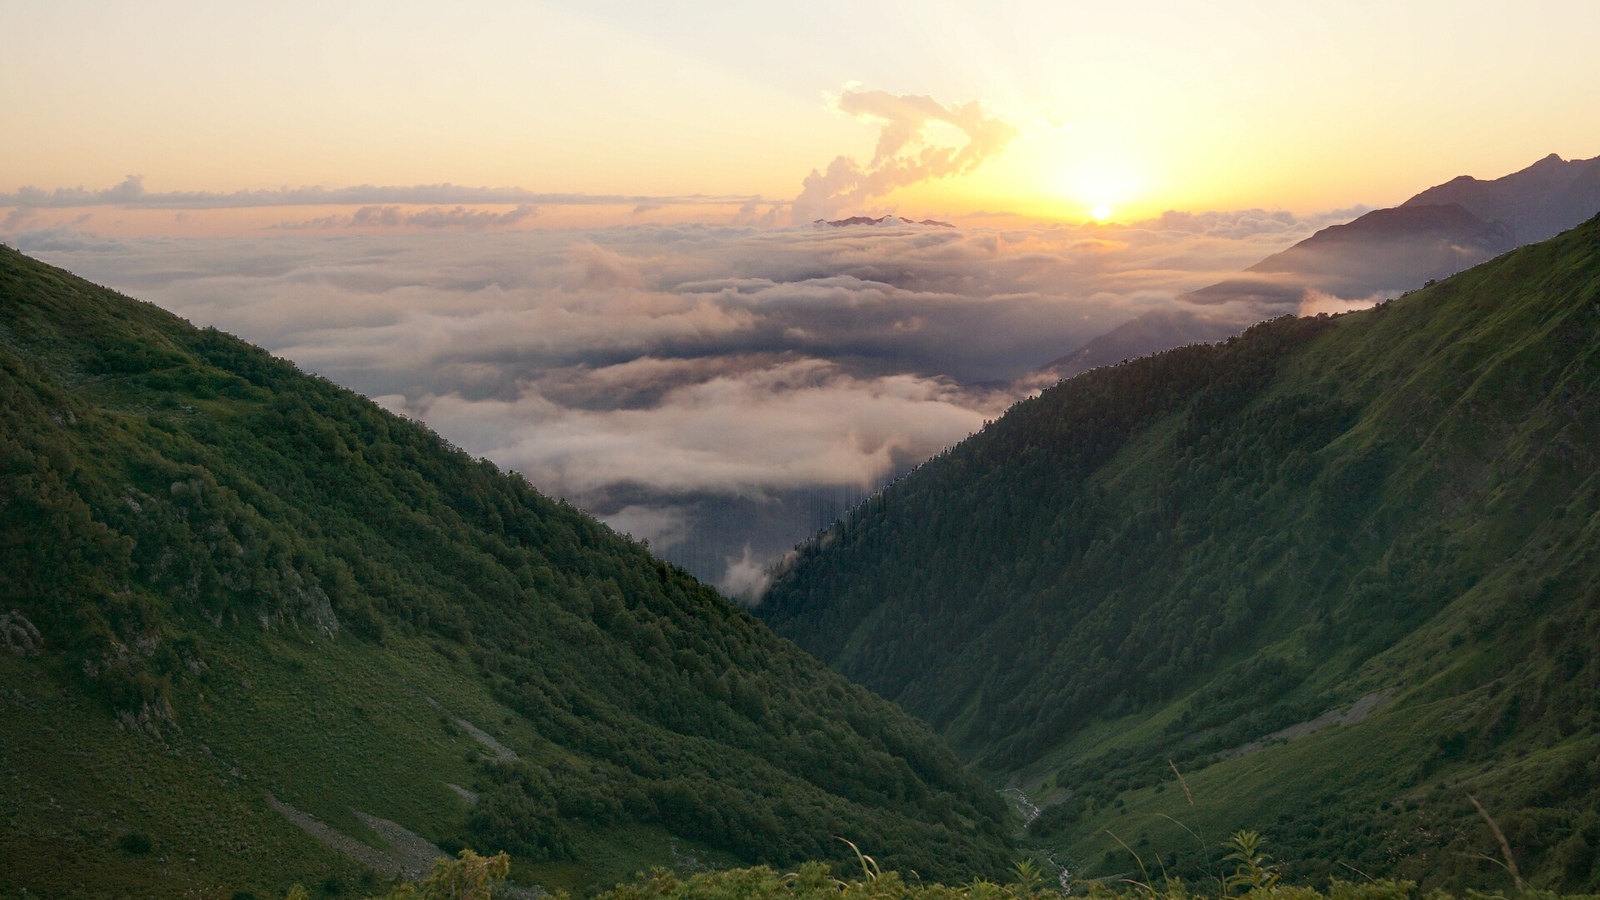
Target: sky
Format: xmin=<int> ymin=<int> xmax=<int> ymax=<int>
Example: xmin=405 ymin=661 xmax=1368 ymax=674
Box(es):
xmin=7 ymin=0 xmax=1600 ymax=223
xmin=5 ymin=0 xmax=1600 ymax=593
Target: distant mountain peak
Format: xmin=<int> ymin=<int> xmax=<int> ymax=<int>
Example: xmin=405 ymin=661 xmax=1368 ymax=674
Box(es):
xmin=1178 ymin=151 xmax=1600 ymax=309
xmin=817 ymin=215 xmax=955 ymax=228
xmin=1025 ymin=150 xmax=1600 ymax=398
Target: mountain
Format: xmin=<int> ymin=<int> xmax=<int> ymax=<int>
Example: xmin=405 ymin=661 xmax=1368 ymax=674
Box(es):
xmin=1403 ymin=152 xmax=1600 ymax=245
xmin=819 ymin=216 xmax=956 ymax=227
xmin=0 ymin=244 xmax=1012 ymax=898
xmin=1027 ymin=309 xmax=1250 ymax=385
xmin=757 ymin=215 xmax=1600 ymax=890
xmin=1181 ymin=153 xmax=1600 ymax=308
xmin=1180 ymin=202 xmax=1515 ymax=307
xmin=1026 ymin=153 xmax=1600 ymax=386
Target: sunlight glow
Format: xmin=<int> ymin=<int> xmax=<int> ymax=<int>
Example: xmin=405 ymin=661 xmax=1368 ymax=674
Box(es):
xmin=1059 ymin=156 xmax=1146 ymax=223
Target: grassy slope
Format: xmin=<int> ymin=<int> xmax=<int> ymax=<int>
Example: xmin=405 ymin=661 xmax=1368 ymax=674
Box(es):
xmin=758 ymin=217 xmax=1600 ymax=890
xmin=0 ymin=244 xmax=1012 ymax=897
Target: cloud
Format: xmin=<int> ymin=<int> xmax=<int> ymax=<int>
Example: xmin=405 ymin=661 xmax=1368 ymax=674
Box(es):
xmin=1297 ymin=288 xmax=1386 ymax=317
xmin=790 ymin=88 xmax=1019 ymax=222
xmin=1130 ymin=205 xmax=1371 ymax=239
xmin=15 ymin=208 xmax=1351 ymax=589
xmin=598 ymin=505 xmax=691 ymax=551
xmin=719 ymin=545 xmax=774 ymax=602
xmin=411 ymin=357 xmax=1005 ymax=499
xmin=0 ymin=174 xmax=737 ymax=211
xmin=2 ymin=207 xmax=38 ymax=231
xmin=8 ymin=227 xmax=124 ymax=252
xmin=272 ymin=204 xmax=540 ymax=231
xmin=734 ymin=199 xmax=781 ymax=227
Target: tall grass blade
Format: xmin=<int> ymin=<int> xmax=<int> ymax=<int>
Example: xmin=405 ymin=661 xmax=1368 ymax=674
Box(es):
xmin=1468 ymin=794 xmax=1524 ymax=894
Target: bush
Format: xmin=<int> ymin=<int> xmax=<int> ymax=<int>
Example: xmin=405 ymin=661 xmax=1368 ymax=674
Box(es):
xmin=118 ymin=830 xmax=153 ymax=854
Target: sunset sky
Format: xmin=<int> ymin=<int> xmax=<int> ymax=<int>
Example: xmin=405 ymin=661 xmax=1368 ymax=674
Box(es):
xmin=7 ymin=0 xmax=1600 ymax=227
xmin=6 ymin=0 xmax=1600 ymax=593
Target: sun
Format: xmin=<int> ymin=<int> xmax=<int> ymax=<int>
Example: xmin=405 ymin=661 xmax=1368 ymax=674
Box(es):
xmin=1057 ymin=156 xmax=1146 ymax=223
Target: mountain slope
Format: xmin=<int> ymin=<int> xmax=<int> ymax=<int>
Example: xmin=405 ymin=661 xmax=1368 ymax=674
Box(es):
xmin=1029 ymin=309 xmax=1248 ymax=385
xmin=1181 ymin=203 xmax=1514 ymax=306
xmin=1025 ymin=153 xmax=1600 ymax=387
xmin=758 ymin=216 xmax=1600 ymax=890
xmin=1180 ymin=152 xmax=1600 ymax=308
xmin=1403 ymin=152 xmax=1600 ymax=245
xmin=0 ymin=244 xmax=1012 ymax=897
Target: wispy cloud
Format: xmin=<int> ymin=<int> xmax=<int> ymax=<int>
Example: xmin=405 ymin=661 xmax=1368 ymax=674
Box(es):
xmin=274 ymin=204 xmax=540 ymax=231
xmin=0 ymin=174 xmax=747 ymax=212
xmin=791 ymin=87 xmax=1019 ymax=222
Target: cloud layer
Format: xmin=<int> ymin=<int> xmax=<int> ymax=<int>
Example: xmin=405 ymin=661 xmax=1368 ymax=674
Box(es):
xmin=10 ymin=209 xmax=1349 ymax=594
xmin=0 ymin=175 xmax=738 ymax=211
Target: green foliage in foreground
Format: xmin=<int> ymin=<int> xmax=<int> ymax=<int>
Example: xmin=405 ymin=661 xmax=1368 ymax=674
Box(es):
xmin=759 ymin=214 xmax=1600 ymax=889
xmin=380 ymin=849 xmax=511 ymax=900
xmin=0 ymin=243 xmax=1011 ymax=895
xmin=586 ymin=858 xmax=1600 ymax=900
xmin=585 ymin=826 xmax=1598 ymax=900
xmin=599 ymin=868 xmax=1584 ymax=900
xmin=296 ymin=842 xmax=1600 ymax=900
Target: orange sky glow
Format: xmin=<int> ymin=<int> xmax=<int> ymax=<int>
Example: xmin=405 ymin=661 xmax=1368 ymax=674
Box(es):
xmin=5 ymin=1 xmax=1600 ymax=233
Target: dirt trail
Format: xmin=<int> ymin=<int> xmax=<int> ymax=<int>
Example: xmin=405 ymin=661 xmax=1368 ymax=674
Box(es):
xmin=269 ymin=792 xmax=547 ymax=895
xmin=264 ymin=693 xmax=543 ymax=893
xmin=266 ymin=793 xmax=442 ymax=881
xmin=425 ymin=696 xmax=517 ymax=761
xmin=1218 ymin=690 xmax=1390 ymax=760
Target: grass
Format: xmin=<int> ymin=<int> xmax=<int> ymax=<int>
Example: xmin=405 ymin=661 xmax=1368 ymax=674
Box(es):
xmin=0 ymin=625 xmax=740 ymax=898
xmin=1029 ymin=679 xmax=1600 ymax=893
xmin=0 ymin=651 xmax=371 ymax=898
xmin=581 ymin=857 xmax=1600 ymax=900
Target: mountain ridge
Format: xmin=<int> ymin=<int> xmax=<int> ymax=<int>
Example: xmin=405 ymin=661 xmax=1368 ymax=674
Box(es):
xmin=1028 ymin=152 xmax=1600 ymax=385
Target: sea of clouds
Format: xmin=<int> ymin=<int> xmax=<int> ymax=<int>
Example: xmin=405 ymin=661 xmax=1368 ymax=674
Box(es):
xmin=9 ymin=206 xmax=1364 ymax=595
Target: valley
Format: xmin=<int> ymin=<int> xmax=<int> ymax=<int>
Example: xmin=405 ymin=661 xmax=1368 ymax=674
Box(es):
xmin=7 ymin=4 xmax=1600 ymax=897
xmin=5 ymin=173 xmax=1600 ymax=899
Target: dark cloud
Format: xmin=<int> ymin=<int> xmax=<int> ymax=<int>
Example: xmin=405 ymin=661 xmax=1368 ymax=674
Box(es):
xmin=17 ymin=210 xmax=1349 ymax=591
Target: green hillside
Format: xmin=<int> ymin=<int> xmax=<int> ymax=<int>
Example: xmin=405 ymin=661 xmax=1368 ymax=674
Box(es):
xmin=0 ymin=244 xmax=1013 ymax=898
xmin=758 ymin=216 xmax=1600 ymax=891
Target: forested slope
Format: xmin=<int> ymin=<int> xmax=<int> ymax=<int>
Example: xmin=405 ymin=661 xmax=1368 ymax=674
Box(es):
xmin=758 ymin=216 xmax=1600 ymax=890
xmin=0 ymin=244 xmax=1012 ymax=897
